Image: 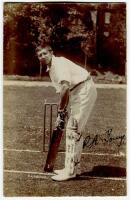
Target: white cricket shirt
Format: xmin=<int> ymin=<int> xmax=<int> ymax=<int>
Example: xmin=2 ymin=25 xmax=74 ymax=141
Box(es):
xmin=49 ymin=55 xmax=89 ymax=93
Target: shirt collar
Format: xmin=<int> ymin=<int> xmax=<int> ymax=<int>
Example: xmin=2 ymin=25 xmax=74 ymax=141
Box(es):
xmin=46 ymin=55 xmax=55 ymax=72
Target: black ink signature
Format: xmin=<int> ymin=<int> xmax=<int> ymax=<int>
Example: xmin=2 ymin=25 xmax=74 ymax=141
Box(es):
xmin=83 ymin=128 xmax=126 ymax=149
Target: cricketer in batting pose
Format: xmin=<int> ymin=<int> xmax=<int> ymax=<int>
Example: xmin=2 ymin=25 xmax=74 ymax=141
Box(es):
xmin=36 ymin=43 xmax=97 ymax=181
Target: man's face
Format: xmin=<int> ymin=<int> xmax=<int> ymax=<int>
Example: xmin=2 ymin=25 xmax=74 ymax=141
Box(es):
xmin=37 ymin=47 xmax=52 ymax=66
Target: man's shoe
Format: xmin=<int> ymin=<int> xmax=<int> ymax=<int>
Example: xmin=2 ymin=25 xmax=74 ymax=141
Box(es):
xmin=54 ymin=168 xmax=81 ymax=176
xmin=51 ymin=173 xmax=76 ymax=181
xmin=54 ymin=168 xmax=65 ymax=174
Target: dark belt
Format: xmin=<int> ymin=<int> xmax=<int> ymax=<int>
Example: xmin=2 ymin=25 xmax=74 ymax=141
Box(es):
xmin=70 ymin=75 xmax=92 ymax=92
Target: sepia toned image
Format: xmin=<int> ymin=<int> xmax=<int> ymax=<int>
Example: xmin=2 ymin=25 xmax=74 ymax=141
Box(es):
xmin=3 ymin=1 xmax=126 ymax=197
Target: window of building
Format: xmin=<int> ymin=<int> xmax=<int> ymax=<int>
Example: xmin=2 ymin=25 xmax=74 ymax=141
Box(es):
xmin=104 ymin=31 xmax=109 ymax=37
xmin=105 ymin=12 xmax=111 ymax=24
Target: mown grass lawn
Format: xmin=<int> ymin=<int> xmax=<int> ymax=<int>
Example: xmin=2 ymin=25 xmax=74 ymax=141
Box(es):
xmin=3 ymin=85 xmax=127 ymax=196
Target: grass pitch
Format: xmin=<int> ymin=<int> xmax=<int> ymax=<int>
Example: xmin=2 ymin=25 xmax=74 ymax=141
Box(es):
xmin=3 ymin=84 xmax=126 ymax=196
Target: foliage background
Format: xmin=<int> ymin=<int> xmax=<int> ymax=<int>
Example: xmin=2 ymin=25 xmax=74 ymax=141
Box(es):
xmin=3 ymin=2 xmax=126 ymax=76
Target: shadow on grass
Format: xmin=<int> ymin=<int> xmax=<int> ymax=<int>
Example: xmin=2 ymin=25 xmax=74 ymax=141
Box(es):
xmin=75 ymin=165 xmax=126 ymax=180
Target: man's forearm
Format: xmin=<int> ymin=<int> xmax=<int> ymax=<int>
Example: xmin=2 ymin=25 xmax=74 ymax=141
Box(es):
xmin=58 ymin=85 xmax=69 ymax=111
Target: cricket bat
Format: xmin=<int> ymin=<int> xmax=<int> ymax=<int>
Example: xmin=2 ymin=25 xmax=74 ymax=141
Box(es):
xmin=44 ymin=127 xmax=64 ymax=172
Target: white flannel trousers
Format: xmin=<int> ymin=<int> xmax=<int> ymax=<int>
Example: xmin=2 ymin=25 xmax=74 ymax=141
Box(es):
xmin=65 ymin=77 xmax=97 ymax=175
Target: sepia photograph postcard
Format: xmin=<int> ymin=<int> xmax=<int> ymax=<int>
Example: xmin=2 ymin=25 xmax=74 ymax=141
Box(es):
xmin=2 ymin=0 xmax=128 ymax=198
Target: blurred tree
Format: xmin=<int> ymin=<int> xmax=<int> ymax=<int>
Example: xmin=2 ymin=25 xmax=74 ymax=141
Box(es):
xmin=3 ymin=2 xmax=126 ymax=75
xmin=4 ymin=3 xmax=49 ymax=75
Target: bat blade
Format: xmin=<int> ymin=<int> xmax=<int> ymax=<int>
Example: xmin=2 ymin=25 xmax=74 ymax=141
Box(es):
xmin=44 ymin=128 xmax=63 ymax=172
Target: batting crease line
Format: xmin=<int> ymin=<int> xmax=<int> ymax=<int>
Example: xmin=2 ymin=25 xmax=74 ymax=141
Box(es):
xmin=3 ymin=148 xmax=125 ymax=157
xmin=4 ymin=169 xmax=126 ymax=181
xmin=4 ymin=169 xmax=55 ymax=176
xmin=3 ymin=81 xmax=126 ymax=89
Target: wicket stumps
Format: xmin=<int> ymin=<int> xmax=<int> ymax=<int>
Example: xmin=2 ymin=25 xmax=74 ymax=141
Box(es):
xmin=43 ymin=102 xmax=58 ymax=152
